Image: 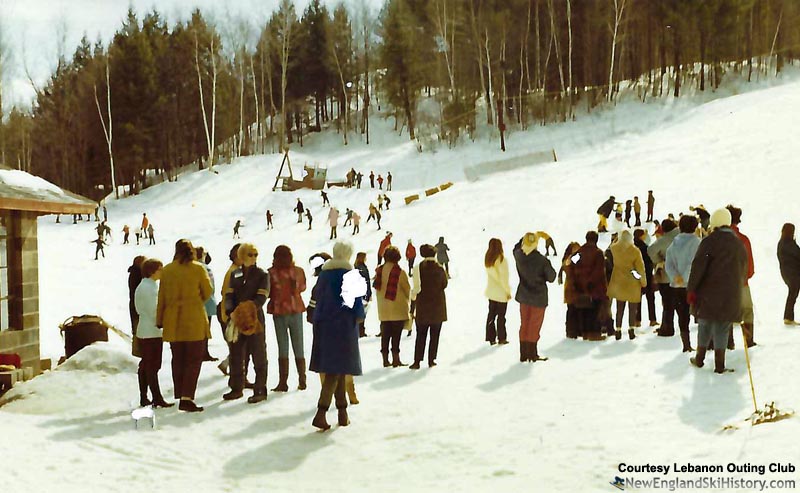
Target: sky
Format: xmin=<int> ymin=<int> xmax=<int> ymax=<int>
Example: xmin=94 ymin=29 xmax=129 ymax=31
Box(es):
xmin=0 ymin=0 xmax=382 ymax=107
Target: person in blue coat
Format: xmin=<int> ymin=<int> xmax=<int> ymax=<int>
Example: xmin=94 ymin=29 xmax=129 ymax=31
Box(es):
xmin=310 ymin=241 xmax=365 ymax=430
xmin=665 ymin=215 xmax=701 ymax=352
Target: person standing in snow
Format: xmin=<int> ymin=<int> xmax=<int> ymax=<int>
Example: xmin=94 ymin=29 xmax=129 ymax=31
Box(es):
xmin=378 ymin=232 xmax=393 ymax=265
xmin=633 ymin=196 xmax=642 ymax=227
xmin=536 ymin=231 xmax=557 ymax=256
xmin=375 ymin=208 xmax=382 ymax=230
xmin=266 ymin=210 xmax=274 ymax=230
xmin=384 ymin=194 xmax=391 ymax=210
xmin=687 ymin=209 xmax=747 ymax=374
xmin=321 ymin=190 xmax=330 ymax=207
xmin=514 ymin=233 xmax=557 ymax=361
xmin=690 ymin=204 xmax=711 ymax=232
xmin=233 ymin=220 xmax=243 ymax=239
xmin=559 ymin=242 xmax=582 ymax=339
xmin=129 ymin=255 xmax=146 ymax=358
xmin=223 ymin=243 xmax=270 ymax=403
xmin=309 ymin=241 xmax=364 ymax=430
xmin=367 ymin=203 xmax=377 ymax=223
xmin=568 ymin=231 xmax=608 ymax=340
xmin=727 ymin=205 xmax=756 ymax=348
xmin=295 ymin=199 xmax=305 ymax=223
xmin=665 ymin=215 xmax=701 ymax=352
xmin=195 ymin=246 xmax=218 ymax=362
xmin=135 ymin=227 xmax=142 ymax=245
xmin=377 ymin=194 xmax=384 ymax=211
xmin=141 ymin=213 xmax=149 ymax=239
xmin=387 ymin=172 xmax=393 ymax=191
xmin=624 ymin=200 xmax=632 ymax=228
xmin=648 ymin=219 xmax=679 ymax=335
xmin=633 ymin=229 xmax=658 ymax=328
xmin=91 ymin=236 xmax=107 ymax=260
xmin=354 ymin=252 xmax=372 ymax=337
xmin=484 ymin=238 xmax=512 ymax=345
xmin=607 ymin=230 xmax=647 ymax=341
xmin=306 ymin=209 xmax=313 ymax=230
xmin=328 ymin=207 xmax=339 ymax=240
xmin=267 ymin=245 xmax=307 ymax=393
xmin=377 ymin=174 xmax=384 ymax=190
xmin=352 ymin=211 xmax=361 ymax=235
xmin=344 ymin=208 xmax=353 ymax=227
xmin=103 ymin=205 xmax=108 ymax=222
xmin=157 ymin=239 xmax=213 ymax=412
xmin=134 ymin=258 xmax=174 ymax=408
xmin=646 ymin=191 xmax=655 ymax=222
xmin=405 ymin=240 xmax=417 ymax=275
xmin=778 ymin=223 xmax=800 ymax=325
xmin=122 ymin=225 xmax=130 ymax=244
xmin=356 ymin=172 xmax=363 ymax=189
xmin=369 ymin=171 xmax=375 ymax=188
xmin=147 ymin=223 xmax=155 ymax=245
xmin=374 ymin=246 xmax=411 ymax=368
xmin=596 ymin=195 xmax=616 ymax=233
xmin=409 ymin=244 xmax=447 ymax=369
xmin=435 ymin=237 xmax=451 ymax=278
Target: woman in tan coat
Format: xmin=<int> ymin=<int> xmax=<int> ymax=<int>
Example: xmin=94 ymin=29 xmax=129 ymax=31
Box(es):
xmin=373 ymin=246 xmax=411 ymax=367
xmin=157 ymin=239 xmax=213 ymax=412
xmin=607 ymin=230 xmax=647 ymax=341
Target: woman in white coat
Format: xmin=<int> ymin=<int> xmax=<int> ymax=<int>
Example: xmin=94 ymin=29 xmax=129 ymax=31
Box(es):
xmin=484 ymin=238 xmax=512 ymax=345
xmin=134 ymin=258 xmax=173 ymax=408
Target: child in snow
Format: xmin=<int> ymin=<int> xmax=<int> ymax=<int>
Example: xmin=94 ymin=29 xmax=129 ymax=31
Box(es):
xmin=92 ymin=236 xmax=107 ymax=260
xmin=377 ymin=194 xmax=384 ymax=211
xmin=384 ymin=194 xmax=391 ymax=210
xmin=147 ymin=223 xmax=155 ymax=245
xmin=352 ymin=211 xmax=361 ymax=235
xmin=321 ymin=190 xmax=330 ymax=207
xmin=233 ymin=220 xmax=243 ymax=239
xmin=122 ymin=225 xmax=130 ymax=244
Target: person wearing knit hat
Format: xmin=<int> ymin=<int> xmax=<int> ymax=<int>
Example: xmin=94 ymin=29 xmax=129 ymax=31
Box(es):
xmin=309 ymin=240 xmax=364 ymax=430
xmin=687 ymin=208 xmax=748 ymax=374
xmin=513 ymin=233 xmax=557 ymax=362
xmin=409 ymin=244 xmax=448 ymax=369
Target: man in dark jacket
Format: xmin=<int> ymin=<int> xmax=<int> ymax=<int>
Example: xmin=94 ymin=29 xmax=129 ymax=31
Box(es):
xmin=688 ymin=209 xmax=748 ymax=374
xmin=568 ymin=231 xmax=608 ymax=340
xmin=727 ymin=205 xmax=756 ymax=348
xmin=295 ymin=199 xmax=305 ymax=223
xmin=597 ymin=196 xmax=616 ymax=233
xmin=633 ymin=229 xmax=657 ymax=327
xmin=223 ymin=244 xmax=270 ymax=403
xmin=648 ymin=219 xmax=679 ymax=335
xmin=514 ymin=233 xmax=557 ymax=361
xmin=410 ymin=245 xmax=448 ymax=369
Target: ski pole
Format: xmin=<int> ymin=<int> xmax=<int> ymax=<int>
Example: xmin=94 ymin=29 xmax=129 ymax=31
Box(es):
xmin=741 ymin=324 xmax=758 ymax=414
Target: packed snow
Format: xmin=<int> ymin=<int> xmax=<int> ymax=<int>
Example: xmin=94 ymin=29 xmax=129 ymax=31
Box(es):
xmin=2 ymin=71 xmax=800 ymax=492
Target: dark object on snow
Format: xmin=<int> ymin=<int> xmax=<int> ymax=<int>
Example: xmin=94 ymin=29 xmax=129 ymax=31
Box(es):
xmin=59 ymin=315 xmax=111 ymax=359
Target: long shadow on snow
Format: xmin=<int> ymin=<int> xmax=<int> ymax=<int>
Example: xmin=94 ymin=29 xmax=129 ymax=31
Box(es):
xmin=677 ymin=366 xmax=747 ymax=433
xmin=369 ymin=367 xmax=428 ymax=391
xmin=476 ymin=363 xmax=533 ymax=392
xmin=543 ymin=338 xmax=596 ymax=361
xmin=223 ymin=431 xmax=333 ymax=478
xmin=452 ymin=344 xmax=495 ymax=366
xmin=220 ymin=410 xmax=313 ymax=441
xmin=591 ymin=339 xmax=637 ymax=359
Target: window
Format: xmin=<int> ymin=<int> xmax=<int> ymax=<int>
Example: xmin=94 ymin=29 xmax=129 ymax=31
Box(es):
xmin=0 ymin=214 xmax=7 ymax=331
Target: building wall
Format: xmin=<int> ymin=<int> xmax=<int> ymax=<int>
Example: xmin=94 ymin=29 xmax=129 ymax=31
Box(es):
xmin=0 ymin=211 xmax=41 ymax=374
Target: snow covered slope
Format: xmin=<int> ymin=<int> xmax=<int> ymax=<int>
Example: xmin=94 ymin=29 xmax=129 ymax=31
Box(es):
xmin=3 ymin=73 xmax=800 ymax=492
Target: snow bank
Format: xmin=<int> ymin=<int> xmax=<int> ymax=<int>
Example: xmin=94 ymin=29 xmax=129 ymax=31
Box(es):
xmin=0 ymin=169 xmax=64 ymax=193
xmin=56 ymin=343 xmax=139 ymax=374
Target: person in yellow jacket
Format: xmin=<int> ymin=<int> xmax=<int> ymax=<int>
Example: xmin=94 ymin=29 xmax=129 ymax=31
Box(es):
xmin=607 ymin=230 xmax=647 ymax=341
xmin=156 ymin=239 xmax=213 ymax=412
xmin=374 ymin=246 xmax=411 ymax=367
xmin=216 ymin=244 xmax=242 ymax=376
xmin=484 ymin=238 xmax=512 ymax=345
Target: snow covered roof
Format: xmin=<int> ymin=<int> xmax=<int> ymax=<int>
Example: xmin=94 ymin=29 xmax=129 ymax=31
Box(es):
xmin=0 ymin=169 xmax=96 ymax=215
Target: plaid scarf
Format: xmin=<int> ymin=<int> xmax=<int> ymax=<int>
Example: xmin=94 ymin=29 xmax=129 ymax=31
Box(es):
xmin=374 ymin=263 xmax=402 ymax=301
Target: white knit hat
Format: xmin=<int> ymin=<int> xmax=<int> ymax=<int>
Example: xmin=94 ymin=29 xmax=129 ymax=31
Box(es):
xmin=709 ymin=208 xmax=732 ymax=230
xmin=332 ymin=240 xmax=354 ymax=261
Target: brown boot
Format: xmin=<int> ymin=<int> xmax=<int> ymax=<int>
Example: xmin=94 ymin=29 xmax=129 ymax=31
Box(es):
xmin=346 ymin=376 xmax=359 ymax=404
xmin=742 ymin=323 xmax=756 ymax=348
xmin=714 ymin=349 xmax=733 ymax=374
xmin=296 ymin=358 xmax=307 ymax=390
xmin=337 ymin=407 xmax=350 ymax=426
xmin=312 ymin=406 xmax=331 ymax=430
xmin=138 ymin=369 xmax=150 ymax=407
xmin=391 ymin=351 xmax=406 ymax=368
xmin=381 ymin=351 xmax=391 ymax=368
xmin=680 ymin=330 xmax=693 ymax=353
xmin=690 ymin=347 xmax=707 ymax=368
xmin=271 ymin=358 xmax=289 ymax=392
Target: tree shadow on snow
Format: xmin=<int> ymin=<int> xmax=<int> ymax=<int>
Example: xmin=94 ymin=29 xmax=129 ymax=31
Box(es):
xmin=677 ymin=366 xmax=747 ymax=433
xmin=476 ymin=363 xmax=533 ymax=392
xmin=223 ymin=431 xmax=334 ymax=478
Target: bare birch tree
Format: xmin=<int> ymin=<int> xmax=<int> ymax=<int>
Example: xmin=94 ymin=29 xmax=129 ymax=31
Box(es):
xmin=194 ymin=31 xmax=218 ymax=170
xmin=93 ymin=62 xmax=117 ymax=198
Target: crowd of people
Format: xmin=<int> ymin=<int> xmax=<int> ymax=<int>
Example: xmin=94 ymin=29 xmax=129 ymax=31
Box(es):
xmin=119 ymin=185 xmax=800 ymax=430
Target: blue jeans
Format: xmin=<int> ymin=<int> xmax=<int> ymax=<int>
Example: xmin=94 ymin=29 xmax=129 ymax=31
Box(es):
xmin=697 ymin=319 xmax=732 ymax=349
xmin=273 ymin=313 xmax=304 ymax=358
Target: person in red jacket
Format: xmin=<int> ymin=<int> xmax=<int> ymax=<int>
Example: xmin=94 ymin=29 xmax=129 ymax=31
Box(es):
xmin=378 ymin=232 xmax=393 ymax=265
xmin=727 ymin=205 xmax=756 ymax=348
xmin=405 ymin=239 xmax=417 ymax=275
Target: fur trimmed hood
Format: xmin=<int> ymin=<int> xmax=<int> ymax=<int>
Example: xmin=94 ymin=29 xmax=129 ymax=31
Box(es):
xmin=322 ymin=259 xmax=353 ymax=271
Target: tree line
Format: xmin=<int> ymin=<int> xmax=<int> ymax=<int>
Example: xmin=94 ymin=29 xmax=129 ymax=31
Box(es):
xmin=0 ymin=0 xmax=798 ymax=199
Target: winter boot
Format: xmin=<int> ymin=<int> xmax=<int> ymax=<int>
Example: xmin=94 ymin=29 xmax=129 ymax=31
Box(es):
xmin=727 ymin=329 xmax=735 ymax=350
xmin=381 ymin=351 xmax=391 ymax=368
xmin=628 ymin=329 xmax=636 ymax=340
xmin=742 ymin=323 xmax=756 ymax=348
xmin=148 ymin=373 xmax=174 ymax=408
xmin=337 ymin=407 xmax=350 ymax=426
xmin=690 ymin=347 xmax=707 ymax=368
xmin=409 ymin=361 xmax=421 ymax=370
xmin=714 ymin=349 xmax=733 ymax=374
xmin=272 ymin=358 xmax=289 ymax=392
xmin=296 ymin=358 xmax=307 ymax=390
xmin=615 ymin=329 xmax=622 ymax=341
xmin=391 ymin=351 xmax=406 ymax=368
xmin=178 ymin=399 xmax=204 ymax=412
xmin=680 ymin=331 xmax=693 ymax=353
xmin=248 ymin=392 xmax=267 ymax=404
xmin=312 ymin=406 xmax=331 ymax=430
xmin=138 ymin=369 xmax=151 ymax=407
xmin=520 ymin=342 xmax=528 ymax=362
